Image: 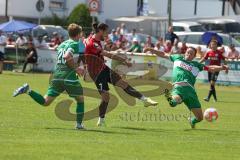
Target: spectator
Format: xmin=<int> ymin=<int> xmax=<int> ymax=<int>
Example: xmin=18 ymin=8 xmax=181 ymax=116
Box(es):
xmin=15 ymin=33 xmax=27 ymax=47
xmin=127 ymin=37 xmax=142 ymax=53
xmin=49 ymin=32 xmax=61 ymax=50
xmin=227 ymin=44 xmax=239 ymax=60
xmin=143 ymin=36 xmax=154 ymax=51
xmin=120 ymin=23 xmax=128 ymax=35
xmin=170 ymin=38 xmax=180 ymax=54
xmin=0 ymin=30 xmax=6 ymax=74
xmin=127 ymin=28 xmax=138 ymax=42
xmin=157 ymin=37 xmax=164 ymax=46
xmin=196 ymin=46 xmax=204 ymax=58
xmin=118 ymin=41 xmax=127 ymax=51
xmin=6 ymin=34 xmax=15 ymax=45
xmin=116 ymin=27 xmax=121 ymax=37
xmin=59 ymin=35 xmax=65 ymax=43
xmin=34 ymin=36 xmax=49 ymax=49
xmin=109 ymin=29 xmax=119 ymax=43
xmin=165 ymin=26 xmax=179 ymax=45
xmin=116 ymin=34 xmax=127 ymax=47
xmin=27 ymin=35 xmax=33 ymax=43
xmin=163 ymin=40 xmax=172 ymax=53
xmin=154 ymin=41 xmax=164 ymax=51
xmin=22 ymin=42 xmax=38 ymax=73
xmin=104 ymin=38 xmax=118 ymax=51
xmin=180 ymin=41 xmax=188 ymax=54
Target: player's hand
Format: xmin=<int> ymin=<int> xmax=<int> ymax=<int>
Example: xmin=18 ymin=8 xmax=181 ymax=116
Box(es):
xmin=76 ymin=67 xmax=85 ymax=77
xmin=222 ymin=65 xmax=229 ymax=74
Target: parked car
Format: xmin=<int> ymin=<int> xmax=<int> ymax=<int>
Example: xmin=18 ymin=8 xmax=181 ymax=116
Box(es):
xmin=33 ymin=25 xmax=68 ymax=41
xmin=197 ymin=18 xmax=240 ymax=37
xmin=175 ymin=32 xmax=240 ymax=55
xmin=173 ymin=21 xmax=206 ymax=32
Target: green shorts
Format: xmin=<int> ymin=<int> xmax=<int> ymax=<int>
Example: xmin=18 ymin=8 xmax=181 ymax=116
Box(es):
xmin=46 ymin=79 xmax=83 ymax=98
xmin=172 ymin=85 xmax=201 ymax=110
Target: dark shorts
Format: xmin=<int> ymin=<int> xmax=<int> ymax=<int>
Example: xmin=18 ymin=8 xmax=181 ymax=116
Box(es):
xmin=94 ymin=66 xmax=121 ymax=92
xmin=208 ymin=72 xmax=219 ymax=82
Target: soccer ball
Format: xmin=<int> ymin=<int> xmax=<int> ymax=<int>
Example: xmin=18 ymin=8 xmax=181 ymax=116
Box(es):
xmin=204 ymin=108 xmax=218 ymax=122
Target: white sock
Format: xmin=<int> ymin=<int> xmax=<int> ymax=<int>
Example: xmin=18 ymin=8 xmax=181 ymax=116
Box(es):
xmin=99 ymin=117 xmax=105 ymax=121
xmin=140 ymin=96 xmax=147 ymax=101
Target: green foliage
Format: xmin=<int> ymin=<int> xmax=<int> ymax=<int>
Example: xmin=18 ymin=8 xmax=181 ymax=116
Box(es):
xmin=67 ymin=3 xmax=94 ymax=27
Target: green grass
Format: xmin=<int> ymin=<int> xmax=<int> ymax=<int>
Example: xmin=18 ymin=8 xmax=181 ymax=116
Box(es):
xmin=0 ymin=72 xmax=240 ymax=160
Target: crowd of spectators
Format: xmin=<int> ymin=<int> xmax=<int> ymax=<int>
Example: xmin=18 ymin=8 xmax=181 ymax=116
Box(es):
xmin=102 ymin=24 xmax=240 ymax=61
xmin=0 ymin=23 xmax=240 ymax=73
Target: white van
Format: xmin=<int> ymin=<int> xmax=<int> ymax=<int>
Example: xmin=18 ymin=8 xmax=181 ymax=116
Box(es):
xmin=173 ymin=21 xmax=206 ymax=32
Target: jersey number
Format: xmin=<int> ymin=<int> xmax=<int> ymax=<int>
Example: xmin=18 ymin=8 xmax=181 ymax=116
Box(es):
xmin=57 ymin=49 xmax=66 ymax=64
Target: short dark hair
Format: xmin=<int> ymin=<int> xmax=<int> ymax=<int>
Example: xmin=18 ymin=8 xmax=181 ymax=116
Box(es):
xmin=92 ymin=23 xmax=108 ymax=33
xmin=68 ymin=23 xmax=82 ymax=38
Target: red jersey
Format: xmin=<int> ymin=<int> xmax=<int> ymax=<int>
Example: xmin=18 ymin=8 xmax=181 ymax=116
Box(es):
xmin=85 ymin=35 xmax=106 ymax=78
xmin=204 ymin=49 xmax=225 ymax=65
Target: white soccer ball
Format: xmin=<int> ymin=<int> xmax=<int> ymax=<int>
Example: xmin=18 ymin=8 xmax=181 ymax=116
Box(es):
xmin=204 ymin=108 xmax=218 ymax=122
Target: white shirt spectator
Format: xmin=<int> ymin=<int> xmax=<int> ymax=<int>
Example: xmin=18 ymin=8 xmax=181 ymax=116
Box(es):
xmin=154 ymin=46 xmax=164 ymax=52
xmin=0 ymin=35 xmax=7 ymax=45
xmin=228 ymin=50 xmax=239 ymax=60
xmin=33 ymin=38 xmax=49 ymax=49
xmin=0 ymin=34 xmax=7 ymax=53
xmin=16 ymin=36 xmax=27 ymax=46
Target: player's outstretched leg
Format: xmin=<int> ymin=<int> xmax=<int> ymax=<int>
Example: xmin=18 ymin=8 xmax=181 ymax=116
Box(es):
xmin=164 ymin=89 xmax=179 ymax=107
xmin=189 ymin=108 xmax=203 ymax=129
xmin=13 ymin=83 xmax=55 ymax=106
xmin=115 ymin=79 xmax=158 ymax=107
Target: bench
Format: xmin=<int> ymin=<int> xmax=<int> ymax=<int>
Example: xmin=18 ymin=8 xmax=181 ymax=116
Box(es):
xmin=3 ymin=60 xmax=17 ymax=70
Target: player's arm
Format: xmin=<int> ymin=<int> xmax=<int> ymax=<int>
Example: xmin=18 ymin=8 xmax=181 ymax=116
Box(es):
xmin=63 ymin=50 xmax=84 ymax=76
xmin=199 ymin=52 xmax=208 ymax=63
xmin=205 ymin=65 xmax=229 ymax=73
xmin=101 ymin=50 xmax=131 ymax=67
xmin=143 ymin=47 xmax=170 ymax=59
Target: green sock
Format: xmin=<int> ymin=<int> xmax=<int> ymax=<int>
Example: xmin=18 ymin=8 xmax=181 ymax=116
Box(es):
xmin=76 ymin=102 xmax=84 ymax=124
xmin=169 ymin=99 xmax=178 ymax=107
xmin=28 ymin=90 xmax=45 ymax=105
xmin=191 ymin=117 xmax=200 ymax=125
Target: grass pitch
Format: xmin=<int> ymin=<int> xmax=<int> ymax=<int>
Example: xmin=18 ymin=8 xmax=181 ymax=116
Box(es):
xmin=0 ymin=72 xmax=240 ymax=160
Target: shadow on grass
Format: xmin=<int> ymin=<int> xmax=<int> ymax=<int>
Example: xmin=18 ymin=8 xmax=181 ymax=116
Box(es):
xmin=44 ymin=127 xmax=135 ymax=135
xmin=184 ymin=128 xmax=240 ymax=135
xmin=215 ymin=100 xmax=240 ymax=104
xmin=112 ymin=126 xmax=169 ymax=133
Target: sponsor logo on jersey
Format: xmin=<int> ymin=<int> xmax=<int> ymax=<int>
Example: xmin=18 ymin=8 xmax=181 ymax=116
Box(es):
xmin=174 ymin=60 xmax=200 ymax=77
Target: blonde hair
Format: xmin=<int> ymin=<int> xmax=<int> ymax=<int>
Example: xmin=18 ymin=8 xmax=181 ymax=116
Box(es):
xmin=68 ymin=23 xmax=82 ymax=38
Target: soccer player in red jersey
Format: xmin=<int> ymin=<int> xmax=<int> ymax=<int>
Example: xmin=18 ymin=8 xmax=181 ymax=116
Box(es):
xmin=199 ymin=40 xmax=228 ymax=102
xmin=84 ymin=23 xmax=158 ymax=126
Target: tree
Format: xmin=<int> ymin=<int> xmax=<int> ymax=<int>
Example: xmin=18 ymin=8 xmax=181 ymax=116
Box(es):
xmin=67 ymin=3 xmax=93 ymax=27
